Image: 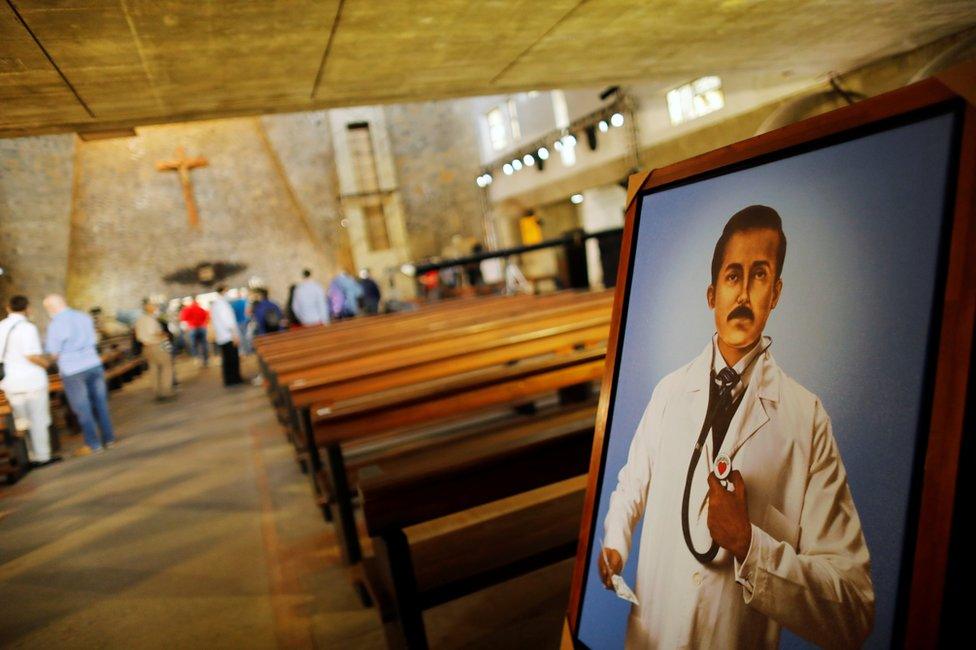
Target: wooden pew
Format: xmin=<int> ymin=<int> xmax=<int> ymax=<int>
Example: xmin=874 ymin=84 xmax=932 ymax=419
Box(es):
xmin=279 ymin=304 xmax=610 ymax=460
xmin=304 ymin=346 xmax=606 ymax=565
xmin=265 ymin=291 xmax=611 ymax=439
xmin=0 ymin=404 xmax=29 ymax=484
xmin=357 ymin=407 xmax=595 ymax=648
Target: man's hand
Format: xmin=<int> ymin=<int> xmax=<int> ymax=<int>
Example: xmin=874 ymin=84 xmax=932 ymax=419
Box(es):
xmin=707 ymin=470 xmax=752 ymax=562
xmin=598 ymin=548 xmax=623 ymax=589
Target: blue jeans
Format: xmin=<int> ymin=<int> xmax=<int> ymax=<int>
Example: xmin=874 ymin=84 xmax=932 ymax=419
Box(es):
xmin=189 ymin=327 xmax=209 ymax=365
xmin=62 ymin=365 xmax=116 ymax=450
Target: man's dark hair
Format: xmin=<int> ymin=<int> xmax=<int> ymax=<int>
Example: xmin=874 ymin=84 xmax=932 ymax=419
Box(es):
xmin=710 ymin=205 xmax=787 ymax=285
xmin=302 ymin=268 xmax=312 ymax=278
xmin=8 ymin=295 xmax=29 ymax=312
xmin=215 ymin=284 xmax=228 ymax=294
xmin=257 ymin=288 xmax=269 ymax=300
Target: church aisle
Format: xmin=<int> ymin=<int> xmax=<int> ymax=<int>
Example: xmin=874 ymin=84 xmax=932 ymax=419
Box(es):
xmin=0 ymin=359 xmax=570 ymax=649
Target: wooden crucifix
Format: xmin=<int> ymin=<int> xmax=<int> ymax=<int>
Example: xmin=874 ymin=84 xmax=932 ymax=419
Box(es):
xmin=156 ymin=147 xmax=208 ymax=228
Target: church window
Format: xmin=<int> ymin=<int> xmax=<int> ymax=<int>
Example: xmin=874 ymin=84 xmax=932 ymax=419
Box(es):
xmin=346 ymin=122 xmax=391 ymax=251
xmin=667 ymin=76 xmax=725 ymax=125
xmin=486 ymin=107 xmax=509 ymax=151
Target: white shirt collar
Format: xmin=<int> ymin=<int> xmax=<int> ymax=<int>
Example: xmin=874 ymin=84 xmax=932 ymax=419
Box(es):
xmin=712 ymin=334 xmax=769 ymax=399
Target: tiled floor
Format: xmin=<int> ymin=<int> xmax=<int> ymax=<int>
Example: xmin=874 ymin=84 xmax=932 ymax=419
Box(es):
xmin=0 ymin=357 xmax=570 ymax=648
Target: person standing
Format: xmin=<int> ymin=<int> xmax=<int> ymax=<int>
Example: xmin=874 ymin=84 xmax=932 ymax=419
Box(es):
xmin=0 ymin=296 xmax=60 ymax=467
xmin=328 ymin=269 xmax=364 ymax=320
xmin=357 ymin=269 xmax=382 ymax=315
xmin=43 ymin=294 xmax=116 ymax=455
xmin=251 ymin=288 xmax=284 ymax=336
xmin=134 ymin=299 xmax=175 ymax=401
xmin=229 ymin=289 xmax=252 ymax=355
xmin=209 ymin=285 xmax=243 ymax=386
xmin=179 ymin=297 xmax=210 ymax=366
xmin=291 ymin=269 xmax=330 ymax=326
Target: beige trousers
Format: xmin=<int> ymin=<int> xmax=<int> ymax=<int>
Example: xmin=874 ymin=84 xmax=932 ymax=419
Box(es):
xmin=145 ymin=344 xmax=175 ymax=398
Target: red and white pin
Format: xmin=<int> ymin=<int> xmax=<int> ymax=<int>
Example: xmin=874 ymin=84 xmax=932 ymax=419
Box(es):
xmin=713 ymin=453 xmax=732 ymax=481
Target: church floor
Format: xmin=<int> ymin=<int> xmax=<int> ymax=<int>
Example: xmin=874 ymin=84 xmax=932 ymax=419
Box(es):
xmin=0 ymin=357 xmax=571 ymax=649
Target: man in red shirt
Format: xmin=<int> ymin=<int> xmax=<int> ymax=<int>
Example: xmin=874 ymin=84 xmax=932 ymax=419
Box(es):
xmin=179 ymin=298 xmax=210 ymax=367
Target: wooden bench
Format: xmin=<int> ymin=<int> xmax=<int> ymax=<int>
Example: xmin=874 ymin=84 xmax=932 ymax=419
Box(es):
xmin=304 ymin=346 xmax=606 ymax=565
xmin=280 ymin=306 xmax=609 ymax=469
xmin=357 ymin=408 xmax=595 ymax=648
xmin=0 ymin=404 xmax=29 ymax=484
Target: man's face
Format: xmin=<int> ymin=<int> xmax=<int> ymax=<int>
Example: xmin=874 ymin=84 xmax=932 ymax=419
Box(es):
xmin=707 ymin=228 xmax=783 ymax=351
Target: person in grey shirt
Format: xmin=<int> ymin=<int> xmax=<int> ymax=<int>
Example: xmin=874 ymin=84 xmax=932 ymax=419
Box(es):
xmin=43 ymin=294 xmax=116 ymax=455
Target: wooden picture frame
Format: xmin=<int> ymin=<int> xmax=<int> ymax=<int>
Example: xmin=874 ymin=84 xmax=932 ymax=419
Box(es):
xmin=565 ymin=62 xmax=975 ymax=648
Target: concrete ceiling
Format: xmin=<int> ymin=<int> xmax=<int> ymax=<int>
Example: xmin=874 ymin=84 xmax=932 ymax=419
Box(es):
xmin=1 ymin=0 xmax=974 ymax=138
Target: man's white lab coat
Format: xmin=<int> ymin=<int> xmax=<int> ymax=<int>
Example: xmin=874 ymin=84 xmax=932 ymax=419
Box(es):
xmin=604 ymin=341 xmax=874 ymax=648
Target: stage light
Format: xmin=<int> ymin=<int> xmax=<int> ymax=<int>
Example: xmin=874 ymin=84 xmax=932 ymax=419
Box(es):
xmin=512 ymin=158 xmax=523 ymax=171
xmin=554 ymin=139 xmax=563 ymax=152
xmin=563 ymin=134 xmax=577 ymax=148
xmin=571 ymin=194 xmax=584 ymax=204
xmin=484 ymin=173 xmax=493 ymax=185
xmin=503 ymin=163 xmax=514 ymax=175
xmin=537 ymin=147 xmax=550 ymax=160
xmin=523 ymin=154 xmax=535 ymax=166
xmin=476 ymin=176 xmax=486 ymax=187
xmin=598 ymin=120 xmax=609 ymax=132
xmin=610 ymin=112 xmax=625 ymax=127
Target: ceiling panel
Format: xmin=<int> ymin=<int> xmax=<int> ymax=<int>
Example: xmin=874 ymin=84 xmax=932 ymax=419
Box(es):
xmin=0 ymin=0 xmax=973 ymax=137
xmin=0 ymin=1 xmax=92 ymax=128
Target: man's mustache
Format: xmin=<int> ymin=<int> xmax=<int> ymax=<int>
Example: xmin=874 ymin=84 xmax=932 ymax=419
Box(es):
xmin=728 ymin=305 xmax=754 ymax=321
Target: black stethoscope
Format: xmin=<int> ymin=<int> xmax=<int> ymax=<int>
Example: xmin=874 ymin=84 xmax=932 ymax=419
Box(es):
xmin=680 ymin=337 xmax=771 ymax=564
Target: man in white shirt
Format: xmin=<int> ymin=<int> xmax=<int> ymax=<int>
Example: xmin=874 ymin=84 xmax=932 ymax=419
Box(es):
xmin=209 ymin=285 xmax=243 ymax=386
xmin=291 ymin=268 xmax=330 ymax=326
xmin=0 ymin=295 xmax=60 ymax=467
xmin=599 ymin=206 xmax=874 ymax=648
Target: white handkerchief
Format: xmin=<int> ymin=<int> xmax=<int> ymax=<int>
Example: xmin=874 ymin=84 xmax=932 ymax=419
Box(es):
xmin=611 ymin=574 xmax=640 ymax=605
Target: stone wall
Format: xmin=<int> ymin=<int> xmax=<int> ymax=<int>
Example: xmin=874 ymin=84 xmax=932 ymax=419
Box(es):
xmin=66 ymin=117 xmax=334 ymax=314
xmin=385 ymin=99 xmax=486 ymax=258
xmin=0 ymin=98 xmax=489 ymax=318
xmin=0 ymin=134 xmax=75 ymax=325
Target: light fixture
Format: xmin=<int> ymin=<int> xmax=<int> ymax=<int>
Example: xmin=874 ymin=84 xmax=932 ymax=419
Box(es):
xmin=483 ymin=173 xmax=493 ymax=185
xmin=571 ymin=194 xmax=584 ymax=204
xmin=562 ymin=134 xmax=577 ymax=148
xmin=512 ymin=158 xmax=523 ymax=171
xmin=610 ymin=112 xmax=625 ymax=127
xmin=554 ymin=139 xmax=563 ymax=152
xmin=523 ymin=154 xmax=535 ymax=166
xmin=537 ymin=147 xmax=550 ymax=160
xmin=598 ymin=120 xmax=609 ymax=132
xmin=476 ymin=175 xmax=487 ymax=187
xmin=503 ymin=163 xmax=514 ymax=175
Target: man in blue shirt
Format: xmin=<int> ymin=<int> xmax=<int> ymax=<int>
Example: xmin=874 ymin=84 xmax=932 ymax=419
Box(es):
xmin=43 ymin=294 xmax=116 ymax=455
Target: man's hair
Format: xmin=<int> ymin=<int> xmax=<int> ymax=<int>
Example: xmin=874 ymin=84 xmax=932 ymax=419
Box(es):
xmin=257 ymin=288 xmax=269 ymax=300
xmin=302 ymin=268 xmax=312 ymax=278
xmin=215 ymin=284 xmax=228 ymax=294
xmin=710 ymin=205 xmax=787 ymax=285
xmin=8 ymin=295 xmax=29 ymax=312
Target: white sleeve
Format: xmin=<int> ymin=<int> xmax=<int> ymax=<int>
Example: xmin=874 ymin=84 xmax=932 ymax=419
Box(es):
xmin=734 ymin=402 xmax=875 ymax=647
xmin=603 ymin=378 xmax=669 ymax=564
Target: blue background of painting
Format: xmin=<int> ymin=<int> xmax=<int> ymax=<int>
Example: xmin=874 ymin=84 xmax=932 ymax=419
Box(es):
xmin=577 ymin=112 xmax=957 ymax=649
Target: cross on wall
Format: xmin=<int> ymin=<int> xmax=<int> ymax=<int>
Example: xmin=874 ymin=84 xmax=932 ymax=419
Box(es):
xmin=156 ymin=147 xmax=209 ymax=228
